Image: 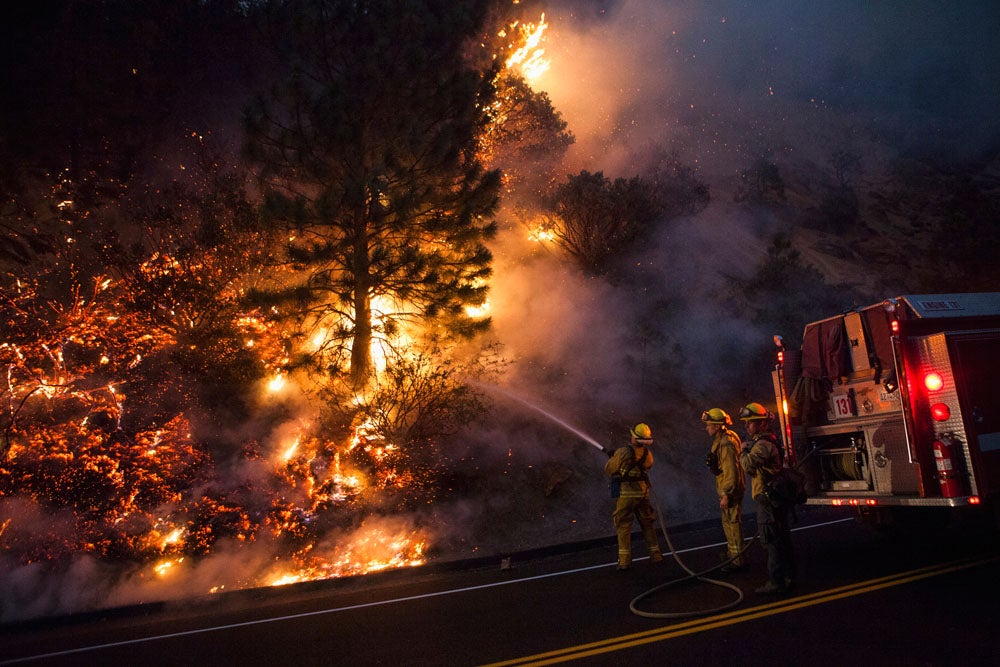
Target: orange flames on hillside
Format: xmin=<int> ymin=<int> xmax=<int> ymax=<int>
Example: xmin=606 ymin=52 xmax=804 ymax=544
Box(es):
xmin=0 ymin=265 xmax=430 ymax=599
xmin=1 ymin=10 xmax=551 ymax=610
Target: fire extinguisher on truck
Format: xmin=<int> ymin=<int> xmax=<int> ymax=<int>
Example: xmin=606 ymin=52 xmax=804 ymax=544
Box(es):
xmin=933 ymin=437 xmax=963 ymax=498
xmin=770 ymin=293 xmax=1000 ymax=526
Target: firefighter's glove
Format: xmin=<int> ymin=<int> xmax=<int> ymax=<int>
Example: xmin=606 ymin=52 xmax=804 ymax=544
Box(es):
xmin=705 ymin=451 xmax=722 ymax=476
xmin=603 ymin=447 xmax=613 ymax=459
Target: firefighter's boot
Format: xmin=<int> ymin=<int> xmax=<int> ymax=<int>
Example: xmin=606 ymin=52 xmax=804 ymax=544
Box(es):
xmin=755 ymin=579 xmax=790 ymax=595
xmin=720 ymin=547 xmax=746 ymax=573
xmin=642 ymin=526 xmax=663 ymax=563
xmin=616 ymin=528 xmax=632 ymax=570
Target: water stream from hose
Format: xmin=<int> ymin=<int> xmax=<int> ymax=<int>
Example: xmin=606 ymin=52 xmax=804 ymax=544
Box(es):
xmin=468 ymin=381 xmax=749 ymax=618
xmin=468 ymin=381 xmax=607 ymax=453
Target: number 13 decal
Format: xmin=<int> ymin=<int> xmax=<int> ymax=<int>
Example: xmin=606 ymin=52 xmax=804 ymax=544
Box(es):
xmin=834 ymin=395 xmax=853 ymax=417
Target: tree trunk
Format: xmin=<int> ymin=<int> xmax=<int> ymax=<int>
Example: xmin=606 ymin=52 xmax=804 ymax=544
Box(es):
xmin=351 ymin=288 xmax=372 ymax=387
xmin=350 ymin=210 xmax=373 ymax=387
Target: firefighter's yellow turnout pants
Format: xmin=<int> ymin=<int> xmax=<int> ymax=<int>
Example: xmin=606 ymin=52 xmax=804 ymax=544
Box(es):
xmin=612 ymin=495 xmax=662 ymax=569
xmin=721 ymin=504 xmax=744 ymax=565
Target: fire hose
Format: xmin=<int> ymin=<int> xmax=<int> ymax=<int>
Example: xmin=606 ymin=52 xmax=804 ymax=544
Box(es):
xmin=601 ymin=445 xmax=756 ymax=619
xmin=628 ymin=482 xmax=757 ymax=619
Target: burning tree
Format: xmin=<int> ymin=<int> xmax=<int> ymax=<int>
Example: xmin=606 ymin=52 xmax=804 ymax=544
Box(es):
xmin=0 ymin=2 xmax=569 ymax=617
xmin=477 ymin=9 xmax=574 ymax=207
xmin=243 ymin=0 xmax=502 ymax=387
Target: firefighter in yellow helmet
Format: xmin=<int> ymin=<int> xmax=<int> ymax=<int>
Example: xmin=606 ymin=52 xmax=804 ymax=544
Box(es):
xmin=701 ymin=408 xmax=746 ymax=572
xmin=604 ymin=423 xmax=664 ymax=570
xmin=738 ymin=402 xmax=796 ymax=595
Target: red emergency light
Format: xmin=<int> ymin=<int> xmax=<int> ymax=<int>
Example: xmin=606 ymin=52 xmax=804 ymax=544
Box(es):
xmin=924 ymin=372 xmax=944 ymax=392
xmin=930 ymin=403 xmax=951 ymax=421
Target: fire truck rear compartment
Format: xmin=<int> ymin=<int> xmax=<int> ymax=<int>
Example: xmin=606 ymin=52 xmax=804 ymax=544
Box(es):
xmin=778 ymin=294 xmax=1000 ymax=508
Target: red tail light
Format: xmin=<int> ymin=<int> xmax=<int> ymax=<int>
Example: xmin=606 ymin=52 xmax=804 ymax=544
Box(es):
xmin=930 ymin=403 xmax=951 ymax=421
xmin=891 ymin=320 xmax=900 ymax=334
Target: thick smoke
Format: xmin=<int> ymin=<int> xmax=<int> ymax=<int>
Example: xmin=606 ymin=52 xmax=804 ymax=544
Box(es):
xmin=464 ymin=0 xmax=1000 ymax=551
xmin=540 ymin=0 xmax=1000 ymax=176
xmin=487 ymin=0 xmax=1000 ymax=406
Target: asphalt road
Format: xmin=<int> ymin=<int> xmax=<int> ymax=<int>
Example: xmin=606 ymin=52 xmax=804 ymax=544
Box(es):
xmin=3 ymin=506 xmax=999 ymax=666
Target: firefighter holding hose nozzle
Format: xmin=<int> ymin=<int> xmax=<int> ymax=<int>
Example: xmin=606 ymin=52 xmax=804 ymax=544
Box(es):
xmin=604 ymin=423 xmax=664 ymax=570
xmin=701 ymin=408 xmax=747 ymax=573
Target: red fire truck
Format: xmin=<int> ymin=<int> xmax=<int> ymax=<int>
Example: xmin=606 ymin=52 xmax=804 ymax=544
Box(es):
xmin=772 ymin=293 xmax=1000 ymax=526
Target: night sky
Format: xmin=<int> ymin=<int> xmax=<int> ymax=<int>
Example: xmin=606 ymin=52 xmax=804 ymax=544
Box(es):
xmin=535 ymin=0 xmax=1000 ymax=176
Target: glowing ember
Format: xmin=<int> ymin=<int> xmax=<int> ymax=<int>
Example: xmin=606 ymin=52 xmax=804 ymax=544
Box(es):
xmin=268 ymin=371 xmax=287 ymax=392
xmin=529 ymin=226 xmax=556 ymax=243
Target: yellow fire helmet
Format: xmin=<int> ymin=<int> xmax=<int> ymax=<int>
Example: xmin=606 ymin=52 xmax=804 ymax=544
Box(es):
xmin=701 ymin=408 xmax=732 ymax=426
xmin=739 ymin=402 xmax=770 ymax=421
xmin=631 ymin=423 xmax=653 ymax=440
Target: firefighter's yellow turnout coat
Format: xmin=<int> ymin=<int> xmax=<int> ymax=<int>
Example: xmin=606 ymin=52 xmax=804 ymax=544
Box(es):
xmin=604 ymin=442 xmax=663 ymax=569
xmin=710 ymin=426 xmax=746 ymax=565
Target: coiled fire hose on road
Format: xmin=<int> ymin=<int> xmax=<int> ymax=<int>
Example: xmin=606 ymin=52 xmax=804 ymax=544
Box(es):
xmin=627 ymin=483 xmax=757 ymax=619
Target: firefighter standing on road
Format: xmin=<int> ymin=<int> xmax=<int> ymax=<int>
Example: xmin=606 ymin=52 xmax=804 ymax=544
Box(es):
xmin=604 ymin=423 xmax=664 ymax=571
xmin=702 ymin=408 xmax=746 ymax=572
xmin=738 ymin=402 xmax=796 ymax=594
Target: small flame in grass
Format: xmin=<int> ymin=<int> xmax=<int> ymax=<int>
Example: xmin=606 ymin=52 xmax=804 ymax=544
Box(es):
xmin=154 ymin=557 xmax=184 ymax=577
xmin=265 ymin=524 xmax=428 ymax=586
xmin=268 ymin=573 xmax=304 ymax=587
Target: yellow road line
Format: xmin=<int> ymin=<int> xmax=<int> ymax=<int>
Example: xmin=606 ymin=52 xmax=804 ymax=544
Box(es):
xmin=482 ymin=554 xmax=1000 ymax=666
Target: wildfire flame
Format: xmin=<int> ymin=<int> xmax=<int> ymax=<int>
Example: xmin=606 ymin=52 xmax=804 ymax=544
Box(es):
xmin=0 ymin=9 xmax=550 ymax=615
xmin=464 ymin=299 xmax=491 ymax=318
xmin=503 ymin=14 xmax=550 ymax=83
xmin=529 ymin=227 xmax=556 ymax=243
xmin=265 ymin=523 xmax=427 ymax=586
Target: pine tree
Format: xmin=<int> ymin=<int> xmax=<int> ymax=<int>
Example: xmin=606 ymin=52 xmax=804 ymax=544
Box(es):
xmin=243 ymin=0 xmax=500 ymax=386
